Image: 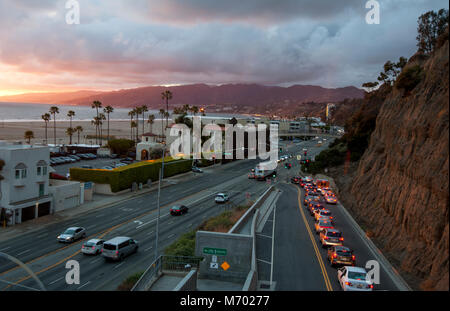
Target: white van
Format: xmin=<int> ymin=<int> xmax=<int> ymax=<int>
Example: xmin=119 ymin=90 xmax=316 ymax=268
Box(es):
xmin=101 ymin=237 xmax=139 ymax=261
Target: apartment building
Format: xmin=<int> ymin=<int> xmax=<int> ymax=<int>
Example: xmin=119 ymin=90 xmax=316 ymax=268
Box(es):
xmin=0 ymin=141 xmax=52 ymax=226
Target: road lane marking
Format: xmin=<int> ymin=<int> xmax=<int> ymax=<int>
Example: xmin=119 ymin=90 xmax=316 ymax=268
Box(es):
xmin=49 ymin=277 xmax=64 ymax=285
xmin=77 ymin=281 xmax=91 ymax=290
xmin=296 ymin=186 xmax=333 ymax=291
xmin=256 ymin=233 xmax=272 ymax=239
xmin=0 ymin=246 xmax=11 ymax=252
xmin=144 ymin=247 xmax=153 ymax=252
xmin=37 ymin=233 xmax=48 ymax=238
xmin=113 ymin=262 xmax=124 ymax=270
xmin=16 ymin=249 xmax=31 ymax=256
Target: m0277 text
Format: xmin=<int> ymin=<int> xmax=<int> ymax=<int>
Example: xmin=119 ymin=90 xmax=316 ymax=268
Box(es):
xmin=224 ymin=295 xmax=269 ymax=306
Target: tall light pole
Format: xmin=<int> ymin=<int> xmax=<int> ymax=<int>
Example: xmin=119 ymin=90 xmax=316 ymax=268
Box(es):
xmin=154 ymin=142 xmax=166 ymax=260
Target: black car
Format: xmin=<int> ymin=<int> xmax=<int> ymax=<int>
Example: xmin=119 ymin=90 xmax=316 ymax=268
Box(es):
xmin=291 ymin=176 xmax=300 ymax=184
xmin=170 ymin=205 xmax=189 ymax=216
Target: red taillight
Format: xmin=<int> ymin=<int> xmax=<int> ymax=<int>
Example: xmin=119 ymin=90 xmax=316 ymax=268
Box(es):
xmin=100 ymin=249 xmax=103 ymax=253
xmin=367 ymin=284 xmax=374 ymax=289
xmin=115 ymin=251 xmax=119 ymax=255
xmin=345 ymin=282 xmax=353 ymax=286
xmin=92 ymin=246 xmax=95 ymax=250
xmin=323 ymin=236 xmax=328 ymax=240
xmin=352 ymin=255 xmax=356 ymax=261
xmin=333 ymin=253 xmax=337 ymax=258
xmin=339 ymin=237 xmax=344 ymax=241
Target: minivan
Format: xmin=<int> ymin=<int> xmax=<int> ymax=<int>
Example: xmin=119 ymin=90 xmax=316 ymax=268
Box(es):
xmin=101 ymin=237 xmax=139 ymax=261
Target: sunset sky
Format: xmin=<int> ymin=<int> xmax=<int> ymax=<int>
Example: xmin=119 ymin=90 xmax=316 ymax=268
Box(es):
xmin=0 ymin=0 xmax=447 ymax=96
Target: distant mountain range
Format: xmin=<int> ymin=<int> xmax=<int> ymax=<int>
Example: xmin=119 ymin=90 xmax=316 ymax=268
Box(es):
xmin=0 ymin=83 xmax=364 ymax=116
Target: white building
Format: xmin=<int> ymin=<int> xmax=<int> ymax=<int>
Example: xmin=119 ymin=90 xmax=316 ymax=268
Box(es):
xmin=0 ymin=141 xmax=52 ymax=226
xmin=136 ymin=133 xmax=165 ymax=160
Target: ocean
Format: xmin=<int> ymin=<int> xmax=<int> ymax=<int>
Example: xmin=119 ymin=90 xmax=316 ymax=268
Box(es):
xmin=0 ymin=102 xmax=247 ymax=122
xmin=0 ymin=102 xmax=152 ymax=122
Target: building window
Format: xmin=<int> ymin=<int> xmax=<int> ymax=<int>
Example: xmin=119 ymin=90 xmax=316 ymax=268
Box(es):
xmin=37 ymin=166 xmax=47 ymax=176
xmin=15 ymin=168 xmax=27 ymax=179
xmin=15 ymin=170 xmax=20 ymax=179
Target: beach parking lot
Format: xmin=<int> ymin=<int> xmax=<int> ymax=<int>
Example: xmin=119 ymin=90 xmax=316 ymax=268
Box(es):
xmin=52 ymin=157 xmax=134 ymax=177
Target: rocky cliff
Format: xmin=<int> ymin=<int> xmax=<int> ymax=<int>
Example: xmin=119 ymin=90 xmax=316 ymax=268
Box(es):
xmin=342 ymin=41 xmax=449 ymax=290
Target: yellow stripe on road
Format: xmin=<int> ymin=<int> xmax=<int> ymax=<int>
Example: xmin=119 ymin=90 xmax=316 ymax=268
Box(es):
xmin=295 ymin=186 xmax=333 ymax=291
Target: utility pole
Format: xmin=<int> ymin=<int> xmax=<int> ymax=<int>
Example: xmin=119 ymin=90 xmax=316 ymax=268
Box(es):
xmin=154 ymin=143 xmax=166 ymax=260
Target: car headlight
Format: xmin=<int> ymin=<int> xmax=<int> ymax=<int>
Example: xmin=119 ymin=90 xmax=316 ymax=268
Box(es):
xmin=57 ymin=235 xmax=61 ymax=239
xmin=66 ymin=237 xmax=71 ymax=240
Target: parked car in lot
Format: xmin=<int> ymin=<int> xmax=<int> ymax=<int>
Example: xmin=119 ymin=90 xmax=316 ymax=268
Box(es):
xmin=120 ymin=157 xmax=134 ymax=164
xmin=320 ymin=228 xmax=344 ymax=248
xmin=315 ymin=219 xmax=334 ymax=234
xmin=102 ymin=237 xmax=138 ymax=261
xmin=101 ymin=166 xmax=114 ymax=170
xmin=192 ymin=166 xmax=203 ymax=173
xmin=69 ymin=155 xmax=81 ymax=161
xmin=170 ymin=205 xmax=189 ymax=216
xmin=81 ymin=239 xmax=104 ymax=255
xmin=327 ymin=246 xmax=355 ymax=267
xmin=81 ymin=165 xmax=93 ymax=169
xmin=215 ymin=193 xmax=229 ymax=203
xmin=337 ymin=266 xmax=373 ymax=291
xmin=57 ymin=227 xmax=86 ymax=243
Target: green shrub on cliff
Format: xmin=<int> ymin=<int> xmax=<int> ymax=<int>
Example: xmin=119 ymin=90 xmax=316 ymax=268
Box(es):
xmin=395 ymin=65 xmax=424 ymax=94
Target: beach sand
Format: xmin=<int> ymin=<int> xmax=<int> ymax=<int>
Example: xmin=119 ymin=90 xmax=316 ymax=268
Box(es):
xmin=0 ymin=119 xmax=168 ymax=145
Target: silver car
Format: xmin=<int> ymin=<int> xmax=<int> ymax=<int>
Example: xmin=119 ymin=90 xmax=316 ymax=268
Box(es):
xmin=81 ymin=239 xmax=104 ymax=255
xmin=101 ymin=237 xmax=139 ymax=261
xmin=57 ymin=227 xmax=86 ymax=243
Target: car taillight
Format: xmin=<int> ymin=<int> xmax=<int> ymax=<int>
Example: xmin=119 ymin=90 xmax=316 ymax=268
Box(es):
xmin=92 ymin=246 xmax=95 ymax=250
xmin=323 ymin=236 xmax=328 ymax=240
xmin=82 ymin=245 xmax=84 ymax=248
xmin=345 ymin=282 xmax=353 ymax=286
xmin=367 ymin=284 xmax=374 ymax=289
xmin=352 ymin=255 xmax=356 ymax=261
xmin=115 ymin=251 xmax=119 ymax=255
xmin=333 ymin=254 xmax=337 ymax=258
xmin=339 ymin=237 xmax=344 ymax=241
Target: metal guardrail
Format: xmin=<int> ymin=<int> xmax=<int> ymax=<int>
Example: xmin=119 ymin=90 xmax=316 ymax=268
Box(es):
xmin=131 ymin=255 xmax=203 ymax=291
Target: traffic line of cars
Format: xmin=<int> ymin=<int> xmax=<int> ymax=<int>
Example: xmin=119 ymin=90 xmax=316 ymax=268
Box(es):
xmin=57 ymin=227 xmax=138 ymax=261
xmin=295 ymin=177 xmax=374 ymax=291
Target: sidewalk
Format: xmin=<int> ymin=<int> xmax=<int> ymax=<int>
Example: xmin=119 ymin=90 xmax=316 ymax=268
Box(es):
xmin=0 ymin=160 xmax=244 ymax=243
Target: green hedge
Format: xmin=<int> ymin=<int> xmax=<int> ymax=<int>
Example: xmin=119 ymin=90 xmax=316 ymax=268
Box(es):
xmin=70 ymin=158 xmax=192 ymax=192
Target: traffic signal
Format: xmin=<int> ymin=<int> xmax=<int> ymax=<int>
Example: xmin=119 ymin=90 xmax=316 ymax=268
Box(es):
xmin=279 ymin=147 xmax=283 ymax=152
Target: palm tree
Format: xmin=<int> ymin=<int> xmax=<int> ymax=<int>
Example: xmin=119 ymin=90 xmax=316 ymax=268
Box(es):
xmin=99 ymin=113 xmax=106 ymax=146
xmin=147 ymin=114 xmax=155 ymax=133
xmin=128 ymin=109 xmax=136 ymax=141
xmin=103 ymin=105 xmax=114 ymax=141
xmin=49 ymin=106 xmax=59 ymax=146
xmin=75 ymin=125 xmax=83 ymax=144
xmin=65 ymin=128 xmax=75 ymax=145
xmin=141 ymin=105 xmax=148 ymax=135
xmin=134 ymin=107 xmax=142 ymax=143
xmin=91 ymin=117 xmax=101 ymax=145
xmin=67 ymin=110 xmax=75 ymax=144
xmin=91 ymin=100 xmax=102 ymax=144
xmin=159 ymin=109 xmax=165 ymax=141
xmin=191 ymin=106 xmax=199 ymax=116
xmin=41 ymin=113 xmax=51 ymax=144
xmin=131 ymin=121 xmax=137 ymax=141
xmin=24 ymin=130 xmax=34 ymax=144
xmin=161 ymin=90 xmax=172 ymax=129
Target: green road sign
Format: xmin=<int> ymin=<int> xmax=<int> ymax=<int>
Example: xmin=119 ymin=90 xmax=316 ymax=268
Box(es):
xmin=203 ymin=247 xmax=227 ymax=256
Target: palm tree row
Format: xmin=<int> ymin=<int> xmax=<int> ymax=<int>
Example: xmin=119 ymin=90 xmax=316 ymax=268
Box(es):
xmin=41 ymin=102 xmax=113 ymax=146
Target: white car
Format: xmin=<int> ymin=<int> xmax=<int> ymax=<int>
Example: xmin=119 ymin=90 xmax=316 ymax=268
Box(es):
xmin=337 ymin=266 xmax=374 ymax=291
xmin=215 ymin=193 xmax=229 ymax=203
xmin=81 ymin=239 xmax=104 ymax=255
